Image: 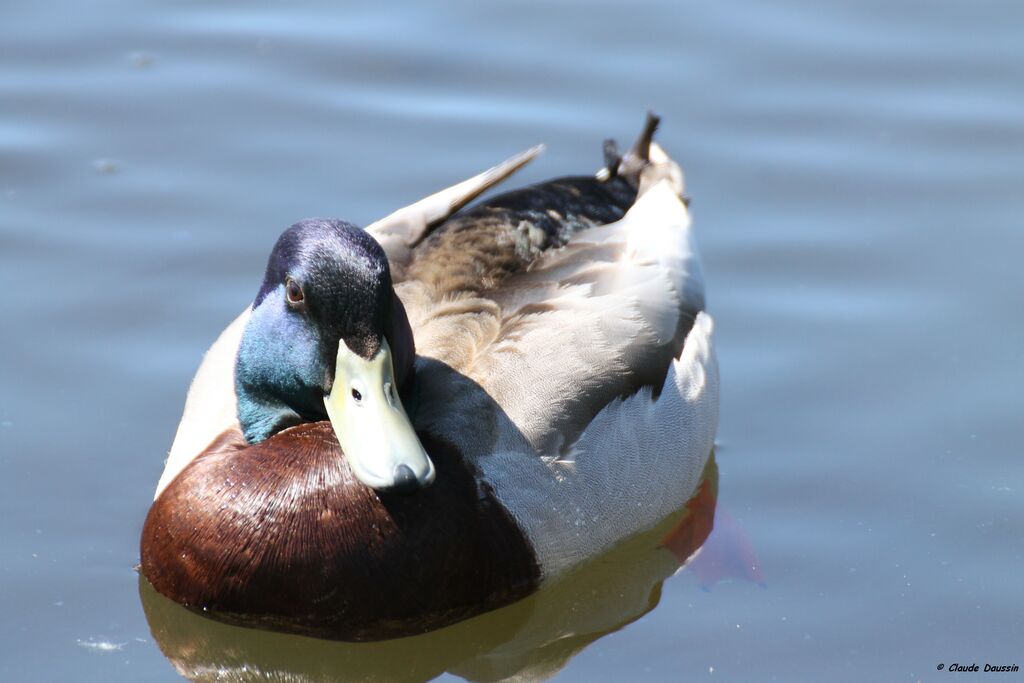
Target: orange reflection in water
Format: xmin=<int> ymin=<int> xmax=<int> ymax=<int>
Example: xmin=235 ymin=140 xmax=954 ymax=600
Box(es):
xmin=662 ymin=464 xmax=765 ymax=591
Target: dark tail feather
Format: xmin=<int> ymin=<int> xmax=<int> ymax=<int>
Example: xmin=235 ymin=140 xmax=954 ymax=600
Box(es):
xmin=629 ymin=111 xmax=661 ymax=163
xmin=602 ymin=139 xmax=621 ymax=177
xmin=601 ymin=111 xmax=661 ymax=188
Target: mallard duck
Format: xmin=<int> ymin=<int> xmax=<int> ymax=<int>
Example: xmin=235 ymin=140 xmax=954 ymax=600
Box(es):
xmin=140 ymin=114 xmax=719 ymax=641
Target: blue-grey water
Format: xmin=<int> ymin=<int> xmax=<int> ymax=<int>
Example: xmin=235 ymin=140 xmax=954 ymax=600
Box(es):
xmin=2 ymin=1 xmax=1022 ymax=681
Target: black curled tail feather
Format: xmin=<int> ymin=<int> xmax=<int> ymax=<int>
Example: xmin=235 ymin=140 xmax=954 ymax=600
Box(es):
xmin=603 ymin=111 xmax=661 ymax=187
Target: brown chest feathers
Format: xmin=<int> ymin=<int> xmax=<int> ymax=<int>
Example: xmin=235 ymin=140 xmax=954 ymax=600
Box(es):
xmin=140 ymin=422 xmax=539 ymax=641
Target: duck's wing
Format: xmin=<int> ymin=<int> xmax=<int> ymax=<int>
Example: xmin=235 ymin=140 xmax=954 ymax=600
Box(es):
xmin=402 ymin=154 xmax=718 ymax=575
xmin=404 ymin=172 xmax=708 ymax=457
xmin=366 ymin=145 xmax=544 ymax=275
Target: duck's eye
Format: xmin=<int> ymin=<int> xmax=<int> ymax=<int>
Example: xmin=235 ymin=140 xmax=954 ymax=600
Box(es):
xmin=285 ymin=278 xmax=305 ymax=306
xmin=351 ymin=387 xmax=362 ymax=402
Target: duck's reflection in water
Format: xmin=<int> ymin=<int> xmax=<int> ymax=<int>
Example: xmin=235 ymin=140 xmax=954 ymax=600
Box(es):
xmin=140 ymin=458 xmax=718 ymax=683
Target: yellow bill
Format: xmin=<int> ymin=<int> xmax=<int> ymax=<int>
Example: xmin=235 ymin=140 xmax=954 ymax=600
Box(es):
xmin=324 ymin=337 xmax=435 ymax=493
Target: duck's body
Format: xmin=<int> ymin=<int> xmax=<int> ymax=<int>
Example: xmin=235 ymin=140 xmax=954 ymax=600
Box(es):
xmin=141 ymin=116 xmax=719 ymax=640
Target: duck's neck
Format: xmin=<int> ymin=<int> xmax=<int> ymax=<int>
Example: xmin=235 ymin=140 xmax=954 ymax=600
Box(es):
xmin=234 ymin=299 xmax=328 ymax=443
xmin=385 ymin=292 xmax=417 ymax=405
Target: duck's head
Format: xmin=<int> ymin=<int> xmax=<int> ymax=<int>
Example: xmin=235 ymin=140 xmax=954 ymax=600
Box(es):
xmin=235 ymin=218 xmax=434 ymax=493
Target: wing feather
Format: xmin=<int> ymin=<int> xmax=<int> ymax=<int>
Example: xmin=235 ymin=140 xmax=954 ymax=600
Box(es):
xmin=407 ymin=179 xmax=705 ymax=457
xmin=366 ymin=146 xmax=543 ymax=274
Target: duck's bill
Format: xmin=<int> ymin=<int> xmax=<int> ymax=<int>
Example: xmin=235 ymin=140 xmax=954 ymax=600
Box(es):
xmin=324 ymin=337 xmax=435 ymax=493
